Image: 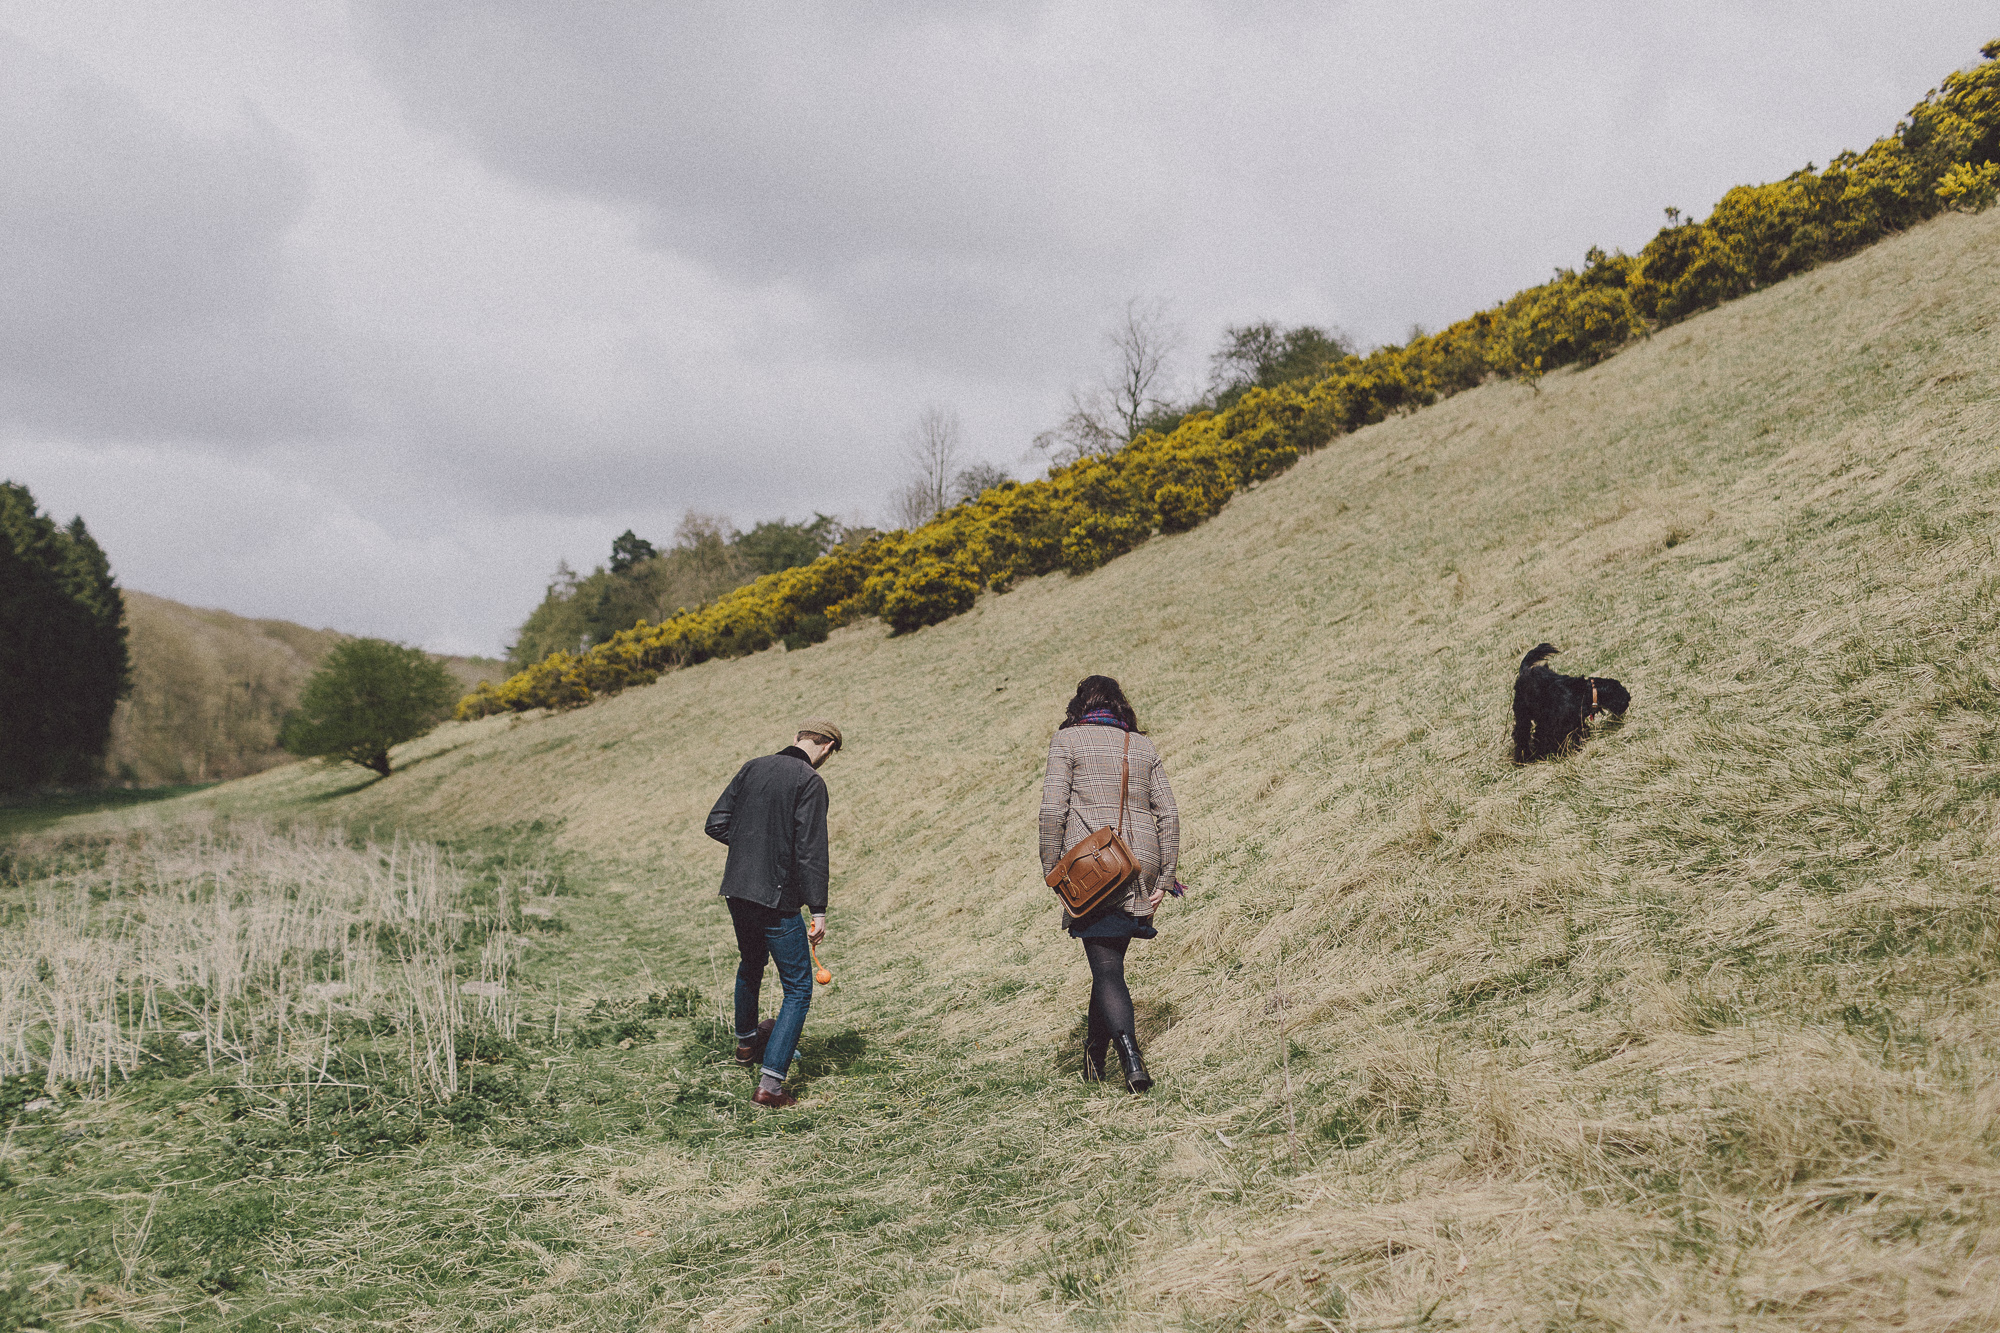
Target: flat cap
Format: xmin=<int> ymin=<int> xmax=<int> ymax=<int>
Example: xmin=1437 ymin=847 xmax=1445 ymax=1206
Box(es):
xmin=798 ymin=718 xmax=843 ymax=750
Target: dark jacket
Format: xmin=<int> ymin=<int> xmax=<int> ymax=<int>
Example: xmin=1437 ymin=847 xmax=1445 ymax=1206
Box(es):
xmin=704 ymin=747 xmax=830 ymax=913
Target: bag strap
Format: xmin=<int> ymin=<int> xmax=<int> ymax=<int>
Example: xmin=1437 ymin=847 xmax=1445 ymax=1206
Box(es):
xmin=1116 ymin=731 xmax=1130 ymax=840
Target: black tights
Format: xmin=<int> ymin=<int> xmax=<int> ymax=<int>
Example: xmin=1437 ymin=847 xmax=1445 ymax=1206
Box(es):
xmin=1083 ymin=937 xmax=1135 ymax=1056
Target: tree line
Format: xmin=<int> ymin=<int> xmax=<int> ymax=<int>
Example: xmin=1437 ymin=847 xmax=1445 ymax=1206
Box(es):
xmin=2 ymin=479 xmax=474 ymax=791
xmin=0 ymin=482 xmax=130 ymax=794
xmin=506 ymin=513 xmax=873 ymax=671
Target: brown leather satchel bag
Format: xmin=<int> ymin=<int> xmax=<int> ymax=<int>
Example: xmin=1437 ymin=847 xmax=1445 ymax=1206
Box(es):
xmin=1045 ymin=732 xmax=1141 ymax=917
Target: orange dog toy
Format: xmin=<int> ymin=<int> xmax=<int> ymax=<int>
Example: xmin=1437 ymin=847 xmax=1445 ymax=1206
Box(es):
xmin=808 ymin=931 xmax=832 ymax=986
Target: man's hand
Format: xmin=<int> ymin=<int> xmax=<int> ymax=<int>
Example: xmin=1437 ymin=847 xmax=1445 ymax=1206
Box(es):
xmin=1146 ymin=885 xmax=1166 ymax=911
xmin=809 ymin=915 xmax=826 ymax=946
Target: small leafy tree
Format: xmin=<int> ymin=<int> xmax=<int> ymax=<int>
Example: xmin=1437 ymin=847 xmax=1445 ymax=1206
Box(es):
xmin=280 ymin=639 xmax=458 ymax=776
xmin=607 ymin=529 xmax=657 ymax=574
xmin=1208 ymin=323 xmax=1354 ymax=406
xmin=736 ymin=513 xmax=839 ymax=575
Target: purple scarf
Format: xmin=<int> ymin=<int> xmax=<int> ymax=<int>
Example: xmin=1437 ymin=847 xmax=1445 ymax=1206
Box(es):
xmin=1080 ymin=707 xmax=1129 ymax=730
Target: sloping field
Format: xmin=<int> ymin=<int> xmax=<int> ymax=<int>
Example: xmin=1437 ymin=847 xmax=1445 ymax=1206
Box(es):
xmin=10 ymin=205 xmax=2000 ymax=1331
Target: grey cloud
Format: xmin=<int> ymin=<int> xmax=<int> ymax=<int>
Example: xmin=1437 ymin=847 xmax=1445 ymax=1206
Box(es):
xmin=352 ymin=2 xmax=2000 ymax=359
xmin=352 ymin=2 xmax=1189 ymax=378
xmin=357 ymin=4 xmax=1144 ymax=273
xmin=0 ymin=36 xmax=352 ymax=441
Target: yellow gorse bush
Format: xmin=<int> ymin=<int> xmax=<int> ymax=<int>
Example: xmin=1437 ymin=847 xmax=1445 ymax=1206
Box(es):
xmin=458 ymin=40 xmax=2000 ymax=722
xmin=455 ymin=387 xmax=1334 ymax=718
xmin=1936 ymin=159 xmax=2000 ymax=211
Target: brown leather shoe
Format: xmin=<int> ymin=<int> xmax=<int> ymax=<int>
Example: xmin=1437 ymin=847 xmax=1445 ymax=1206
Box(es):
xmin=751 ymin=1086 xmax=797 ymax=1108
xmin=734 ymin=1019 xmax=775 ymax=1066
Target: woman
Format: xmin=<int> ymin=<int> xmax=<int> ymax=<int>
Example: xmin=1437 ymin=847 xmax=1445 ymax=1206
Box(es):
xmin=1039 ymin=675 xmax=1180 ymax=1092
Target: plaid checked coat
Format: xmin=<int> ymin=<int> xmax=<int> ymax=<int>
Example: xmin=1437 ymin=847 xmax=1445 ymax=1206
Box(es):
xmin=1039 ymin=723 xmax=1180 ymax=918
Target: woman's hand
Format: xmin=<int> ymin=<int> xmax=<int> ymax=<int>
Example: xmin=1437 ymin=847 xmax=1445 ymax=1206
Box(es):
xmin=1147 ymin=885 xmax=1166 ymax=911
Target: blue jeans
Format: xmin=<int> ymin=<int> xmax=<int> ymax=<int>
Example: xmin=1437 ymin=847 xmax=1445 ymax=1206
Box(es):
xmin=727 ymin=897 xmax=812 ymax=1081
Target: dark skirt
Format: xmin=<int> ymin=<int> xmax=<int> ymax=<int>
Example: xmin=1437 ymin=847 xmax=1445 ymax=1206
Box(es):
xmin=1066 ymin=907 xmax=1159 ymax=941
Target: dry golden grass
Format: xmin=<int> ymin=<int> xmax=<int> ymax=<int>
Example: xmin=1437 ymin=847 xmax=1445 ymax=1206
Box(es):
xmin=0 ymin=821 xmax=518 ymax=1097
xmin=41 ymin=205 xmax=2000 ymax=1329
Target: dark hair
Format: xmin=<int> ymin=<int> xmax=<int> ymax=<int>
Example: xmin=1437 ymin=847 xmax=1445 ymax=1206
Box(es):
xmin=1060 ymin=675 xmax=1143 ymax=732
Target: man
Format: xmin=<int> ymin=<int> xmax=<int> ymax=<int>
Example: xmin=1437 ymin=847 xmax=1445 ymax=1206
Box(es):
xmin=704 ymin=718 xmax=842 ymax=1107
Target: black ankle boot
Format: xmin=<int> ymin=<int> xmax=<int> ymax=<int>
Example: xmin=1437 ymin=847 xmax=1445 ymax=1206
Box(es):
xmin=1083 ymin=1033 xmax=1109 ymax=1082
xmin=1112 ymin=1033 xmax=1152 ymax=1093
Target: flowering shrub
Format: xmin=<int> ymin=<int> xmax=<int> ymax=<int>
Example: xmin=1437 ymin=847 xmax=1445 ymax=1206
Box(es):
xmin=459 ymin=40 xmax=2000 ymax=722
xmin=1936 ymin=160 xmax=2000 ymax=211
xmin=1506 ymin=278 xmax=1644 ymax=378
xmin=879 ymin=555 xmax=981 ymax=634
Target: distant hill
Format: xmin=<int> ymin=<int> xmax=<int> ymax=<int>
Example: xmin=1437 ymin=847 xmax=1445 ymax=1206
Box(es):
xmin=107 ymin=591 xmax=504 ymax=785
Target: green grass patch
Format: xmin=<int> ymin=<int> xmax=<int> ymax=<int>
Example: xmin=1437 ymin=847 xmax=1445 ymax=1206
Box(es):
xmin=0 ymin=783 xmax=215 ymax=840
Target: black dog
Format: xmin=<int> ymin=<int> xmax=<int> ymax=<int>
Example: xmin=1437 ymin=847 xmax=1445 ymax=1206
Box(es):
xmin=1512 ymin=644 xmax=1630 ymax=762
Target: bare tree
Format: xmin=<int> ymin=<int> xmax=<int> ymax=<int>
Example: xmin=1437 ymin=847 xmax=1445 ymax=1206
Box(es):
xmin=1030 ymin=391 xmax=1122 ymax=468
xmin=1208 ymin=322 xmax=1353 ymax=397
xmin=951 ymin=461 xmax=1010 ymax=504
xmin=1034 ymin=298 xmax=1183 ymax=468
xmin=1104 ymin=297 xmax=1181 ymax=439
xmin=890 ymin=404 xmax=964 ymax=529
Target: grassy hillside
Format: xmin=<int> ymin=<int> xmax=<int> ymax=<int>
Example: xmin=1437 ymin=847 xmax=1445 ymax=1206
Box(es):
xmin=106 ymin=590 xmax=505 ymax=785
xmin=7 ymin=205 xmax=1999 ymax=1331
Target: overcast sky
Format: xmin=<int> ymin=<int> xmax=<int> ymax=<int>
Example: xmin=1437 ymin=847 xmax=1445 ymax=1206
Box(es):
xmin=2 ymin=3 xmax=1992 ymax=656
